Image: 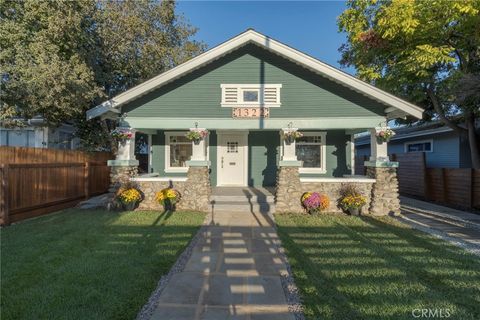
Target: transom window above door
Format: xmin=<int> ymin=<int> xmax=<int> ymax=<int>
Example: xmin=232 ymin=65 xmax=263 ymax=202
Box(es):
xmin=221 ymin=84 xmax=282 ymax=107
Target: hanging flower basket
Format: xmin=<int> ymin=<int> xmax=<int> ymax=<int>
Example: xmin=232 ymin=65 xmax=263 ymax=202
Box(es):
xmin=185 ymin=129 xmax=209 ymax=144
xmin=282 ymin=130 xmax=303 ymax=144
xmin=375 ymin=127 xmax=395 ymax=143
xmin=111 ymin=128 xmax=133 ymax=141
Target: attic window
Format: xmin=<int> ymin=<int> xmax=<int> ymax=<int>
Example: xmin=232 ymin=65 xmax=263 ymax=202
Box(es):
xmin=221 ymin=84 xmax=282 ymax=107
xmin=243 ymin=89 xmax=259 ymax=102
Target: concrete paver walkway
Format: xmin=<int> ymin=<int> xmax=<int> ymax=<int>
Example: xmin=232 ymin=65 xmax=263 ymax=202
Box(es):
xmin=149 ymin=210 xmax=296 ymax=320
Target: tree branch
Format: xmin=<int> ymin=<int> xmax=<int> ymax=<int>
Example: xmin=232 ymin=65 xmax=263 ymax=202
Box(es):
xmin=425 ymin=85 xmax=467 ymax=135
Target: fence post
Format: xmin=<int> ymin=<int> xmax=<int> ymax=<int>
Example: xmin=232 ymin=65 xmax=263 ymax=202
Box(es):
xmin=84 ymin=162 xmax=90 ymax=200
xmin=0 ymin=164 xmax=10 ymax=226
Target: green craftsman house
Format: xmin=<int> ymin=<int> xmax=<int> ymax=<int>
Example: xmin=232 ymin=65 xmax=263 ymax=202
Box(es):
xmin=87 ymin=29 xmax=423 ymax=215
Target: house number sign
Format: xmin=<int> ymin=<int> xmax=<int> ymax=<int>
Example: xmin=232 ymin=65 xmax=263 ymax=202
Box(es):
xmin=232 ymin=107 xmax=270 ymax=118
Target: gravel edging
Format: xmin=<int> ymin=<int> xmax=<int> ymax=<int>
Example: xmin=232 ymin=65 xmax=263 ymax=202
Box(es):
xmin=397 ymin=215 xmax=480 ymax=257
xmin=270 ymin=213 xmax=306 ymax=320
xmin=135 ymin=213 xmax=210 ymax=320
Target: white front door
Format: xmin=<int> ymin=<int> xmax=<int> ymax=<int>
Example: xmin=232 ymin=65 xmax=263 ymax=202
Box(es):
xmin=217 ymin=132 xmax=247 ymax=186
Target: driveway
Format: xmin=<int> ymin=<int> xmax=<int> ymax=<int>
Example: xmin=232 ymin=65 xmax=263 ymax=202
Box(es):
xmin=399 ymin=196 xmax=480 ymax=256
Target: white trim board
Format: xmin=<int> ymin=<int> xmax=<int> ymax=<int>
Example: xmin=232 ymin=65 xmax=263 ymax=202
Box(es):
xmin=87 ymin=29 xmax=423 ymax=120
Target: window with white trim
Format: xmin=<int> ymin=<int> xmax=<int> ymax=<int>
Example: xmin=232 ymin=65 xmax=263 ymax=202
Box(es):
xmin=221 ymin=84 xmax=282 ymax=107
xmin=405 ymin=140 xmax=432 ymax=153
xmin=165 ymin=132 xmax=192 ymax=172
xmin=295 ymin=132 xmax=327 ymax=173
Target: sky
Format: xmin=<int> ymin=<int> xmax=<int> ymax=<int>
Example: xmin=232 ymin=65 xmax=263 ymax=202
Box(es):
xmin=176 ymin=0 xmax=354 ymax=74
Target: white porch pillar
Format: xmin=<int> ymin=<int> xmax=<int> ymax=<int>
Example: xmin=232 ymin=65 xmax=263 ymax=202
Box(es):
xmin=186 ymin=128 xmax=210 ymax=166
xmin=369 ymin=128 xmax=389 ymax=162
xmin=116 ymin=128 xmax=136 ymax=161
xmin=350 ymin=134 xmax=355 ymax=175
xmin=107 ymin=127 xmax=139 ymax=167
xmin=279 ymin=128 xmax=302 ymax=166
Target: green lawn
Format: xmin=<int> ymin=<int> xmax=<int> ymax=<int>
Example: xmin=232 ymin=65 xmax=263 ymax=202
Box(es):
xmin=1 ymin=209 xmax=205 ymax=320
xmin=275 ymin=214 xmax=480 ymax=320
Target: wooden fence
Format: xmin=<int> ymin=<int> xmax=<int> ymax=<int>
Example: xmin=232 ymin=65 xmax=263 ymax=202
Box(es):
xmin=354 ymin=153 xmax=480 ymax=211
xmin=0 ymin=147 xmax=112 ymax=225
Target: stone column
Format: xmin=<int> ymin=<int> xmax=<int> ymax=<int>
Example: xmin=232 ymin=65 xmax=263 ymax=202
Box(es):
xmin=364 ymin=128 xmax=400 ymax=216
xmin=107 ymin=127 xmax=139 ymax=191
xmin=275 ymin=165 xmax=304 ymax=213
xmin=180 ymin=165 xmax=211 ymax=212
xmin=366 ymin=165 xmax=400 ymax=216
xmin=276 ymin=130 xmax=304 ymax=213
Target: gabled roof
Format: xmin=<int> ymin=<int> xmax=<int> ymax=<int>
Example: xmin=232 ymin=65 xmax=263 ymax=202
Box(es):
xmin=87 ymin=29 xmax=424 ymax=120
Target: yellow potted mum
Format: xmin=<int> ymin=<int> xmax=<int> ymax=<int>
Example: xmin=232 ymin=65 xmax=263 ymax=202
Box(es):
xmin=117 ymin=187 xmax=142 ymax=211
xmin=155 ymin=188 xmax=181 ymax=211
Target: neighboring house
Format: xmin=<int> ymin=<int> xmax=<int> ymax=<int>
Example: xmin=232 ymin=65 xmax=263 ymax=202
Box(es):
xmin=355 ymin=120 xmax=479 ymax=168
xmin=0 ymin=119 xmax=80 ymax=149
xmin=87 ymin=29 xmax=423 ymax=215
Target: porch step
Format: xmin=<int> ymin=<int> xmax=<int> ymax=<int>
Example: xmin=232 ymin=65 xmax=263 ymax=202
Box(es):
xmin=211 ymin=201 xmax=275 ymax=214
xmin=210 ymin=194 xmax=275 ymax=203
xmin=210 ymin=187 xmax=276 ymax=214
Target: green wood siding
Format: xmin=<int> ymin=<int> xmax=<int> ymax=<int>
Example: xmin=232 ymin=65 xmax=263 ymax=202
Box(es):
xmin=123 ymin=44 xmax=386 ymax=119
xmin=151 ymin=130 xmax=350 ymax=181
xmin=248 ymin=131 xmax=279 ymax=187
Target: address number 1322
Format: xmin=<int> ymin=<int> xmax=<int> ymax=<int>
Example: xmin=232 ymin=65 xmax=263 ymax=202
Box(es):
xmin=232 ymin=107 xmax=270 ymax=118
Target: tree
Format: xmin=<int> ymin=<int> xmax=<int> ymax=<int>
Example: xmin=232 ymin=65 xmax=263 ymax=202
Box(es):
xmin=0 ymin=0 xmax=102 ymax=128
xmin=338 ymin=0 xmax=480 ymax=168
xmin=1 ymin=0 xmax=205 ymax=150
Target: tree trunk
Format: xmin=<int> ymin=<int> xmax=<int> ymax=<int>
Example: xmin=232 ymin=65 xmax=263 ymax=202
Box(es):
xmin=466 ymin=114 xmax=480 ymax=169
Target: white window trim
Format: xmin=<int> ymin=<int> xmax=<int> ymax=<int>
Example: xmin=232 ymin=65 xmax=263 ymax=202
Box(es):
xmin=220 ymin=84 xmax=282 ymax=107
xmin=164 ymin=132 xmax=210 ymax=173
xmin=296 ymin=131 xmax=327 ymax=174
xmin=404 ymin=139 xmax=433 ymax=153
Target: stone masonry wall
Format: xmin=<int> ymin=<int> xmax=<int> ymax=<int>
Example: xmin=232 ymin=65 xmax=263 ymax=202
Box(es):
xmin=110 ymin=166 xmax=138 ymax=192
xmin=275 ymin=166 xmax=303 ymax=213
xmin=301 ymin=182 xmax=374 ymax=214
xmin=134 ymin=166 xmax=211 ymax=212
xmin=136 ymin=180 xmax=187 ymax=211
xmin=366 ymin=166 xmax=401 ymax=216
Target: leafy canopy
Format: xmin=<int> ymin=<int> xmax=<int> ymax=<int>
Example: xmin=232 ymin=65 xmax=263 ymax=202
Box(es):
xmin=1 ymin=0 xmax=205 ymax=150
xmin=338 ymin=0 xmax=480 ymax=167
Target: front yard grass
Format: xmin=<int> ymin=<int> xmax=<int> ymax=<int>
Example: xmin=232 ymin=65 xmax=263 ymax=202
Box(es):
xmin=275 ymin=214 xmax=480 ymax=320
xmin=1 ymin=209 xmax=205 ymax=320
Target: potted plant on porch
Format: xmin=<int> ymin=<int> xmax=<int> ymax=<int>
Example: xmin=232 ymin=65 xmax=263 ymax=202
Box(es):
xmin=339 ymin=184 xmax=367 ymax=216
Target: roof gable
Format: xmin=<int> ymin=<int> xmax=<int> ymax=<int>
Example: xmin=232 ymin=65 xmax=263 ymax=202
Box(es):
xmin=87 ymin=29 xmax=423 ymax=120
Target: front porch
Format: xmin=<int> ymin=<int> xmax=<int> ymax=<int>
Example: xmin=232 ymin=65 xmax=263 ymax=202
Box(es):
xmin=111 ymin=126 xmax=399 ymax=215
